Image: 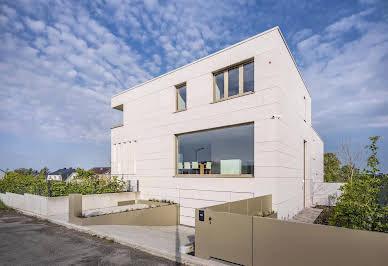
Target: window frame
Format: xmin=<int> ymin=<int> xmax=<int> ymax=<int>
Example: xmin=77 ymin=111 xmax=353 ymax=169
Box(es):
xmin=174 ymin=122 xmax=254 ymax=178
xmin=175 ymin=82 xmax=187 ymax=112
xmin=212 ymin=58 xmax=254 ymax=103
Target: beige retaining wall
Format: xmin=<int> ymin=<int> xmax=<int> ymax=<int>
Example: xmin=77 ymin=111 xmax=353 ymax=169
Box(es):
xmin=69 ymin=194 xmax=179 ymax=226
xmin=195 ymin=195 xmax=388 ymax=266
xmin=0 ymin=192 xmax=140 ymax=216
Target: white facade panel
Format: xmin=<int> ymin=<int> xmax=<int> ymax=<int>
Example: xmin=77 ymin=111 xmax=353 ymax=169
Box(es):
xmin=111 ymin=27 xmax=324 ymax=225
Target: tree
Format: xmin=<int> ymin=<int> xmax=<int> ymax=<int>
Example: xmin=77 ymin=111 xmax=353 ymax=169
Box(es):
xmin=39 ymin=167 xmax=49 ymax=177
xmin=75 ymin=168 xmax=96 ymax=180
xmin=324 ymin=153 xmax=341 ymax=182
xmin=338 ymin=138 xmax=363 ymax=184
xmin=330 ymin=136 xmax=388 ymax=232
xmin=365 ymin=136 xmax=380 ymax=177
xmin=14 ymin=168 xmax=38 ymax=176
xmin=338 ymin=165 xmax=360 ymax=182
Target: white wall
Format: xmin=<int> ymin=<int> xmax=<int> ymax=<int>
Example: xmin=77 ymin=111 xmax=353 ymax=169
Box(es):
xmin=0 ymin=192 xmax=68 ymax=216
xmin=82 ymin=192 xmax=139 ymax=210
xmin=0 ymin=192 xmax=139 ymax=216
xmin=111 ymin=27 xmax=324 ymax=226
xmin=313 ymin=182 xmax=344 ymax=206
xmin=47 ymin=175 xmax=62 ymax=181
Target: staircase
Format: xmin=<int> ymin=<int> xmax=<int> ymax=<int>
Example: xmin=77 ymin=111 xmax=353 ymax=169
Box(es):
xmin=290 ymin=208 xmax=322 ymax=224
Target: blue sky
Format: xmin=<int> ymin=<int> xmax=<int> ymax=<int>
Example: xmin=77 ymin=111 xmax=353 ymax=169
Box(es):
xmin=0 ymin=0 xmax=387 ymax=173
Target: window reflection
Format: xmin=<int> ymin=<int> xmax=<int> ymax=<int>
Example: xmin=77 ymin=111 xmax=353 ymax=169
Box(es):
xmin=177 ymin=123 xmax=254 ymax=176
xmin=177 ymin=85 xmax=186 ymax=111
xmin=228 ymin=67 xmax=239 ymax=97
xmin=243 ymin=62 xmax=254 ymax=93
xmin=215 ymin=72 xmax=224 ymax=100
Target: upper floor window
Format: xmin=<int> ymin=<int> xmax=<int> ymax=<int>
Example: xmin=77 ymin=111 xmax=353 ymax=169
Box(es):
xmin=176 ymin=83 xmax=187 ymax=112
xmin=213 ymin=59 xmax=254 ymax=102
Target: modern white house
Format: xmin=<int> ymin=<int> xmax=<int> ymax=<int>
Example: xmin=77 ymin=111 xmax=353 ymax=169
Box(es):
xmin=111 ymin=27 xmax=324 ymax=226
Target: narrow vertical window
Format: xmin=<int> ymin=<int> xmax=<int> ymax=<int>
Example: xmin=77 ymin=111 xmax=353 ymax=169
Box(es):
xmin=215 ymin=72 xmax=224 ymax=100
xmin=228 ymin=67 xmax=239 ymax=97
xmin=304 ymin=96 xmax=306 ymax=122
xmin=243 ymin=62 xmax=254 ymax=93
xmin=176 ymin=84 xmax=187 ymax=111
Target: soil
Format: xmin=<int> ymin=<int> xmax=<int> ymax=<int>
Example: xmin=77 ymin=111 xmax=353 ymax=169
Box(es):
xmin=313 ymin=205 xmax=335 ymax=225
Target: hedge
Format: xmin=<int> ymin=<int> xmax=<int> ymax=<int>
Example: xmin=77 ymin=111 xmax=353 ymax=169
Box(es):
xmin=0 ymin=170 xmax=126 ymax=197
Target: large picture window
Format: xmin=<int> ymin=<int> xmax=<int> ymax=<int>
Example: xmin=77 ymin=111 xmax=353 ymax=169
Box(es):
xmin=213 ymin=59 xmax=254 ymax=102
xmin=176 ymin=123 xmax=254 ymax=177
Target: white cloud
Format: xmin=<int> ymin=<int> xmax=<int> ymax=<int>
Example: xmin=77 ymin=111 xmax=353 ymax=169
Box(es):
xmin=325 ymin=8 xmax=374 ymax=38
xmin=25 ymin=18 xmax=45 ymax=32
xmin=292 ymin=28 xmax=312 ymax=43
xmin=296 ymin=9 xmax=388 ymax=133
xmin=0 ymin=1 xmax=154 ymax=143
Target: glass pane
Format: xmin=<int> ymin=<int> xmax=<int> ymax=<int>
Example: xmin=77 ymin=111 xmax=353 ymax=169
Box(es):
xmin=177 ymin=85 xmax=186 ymax=111
xmin=177 ymin=123 xmax=254 ymax=175
xmin=228 ymin=67 xmax=239 ymax=97
xmin=215 ymin=72 xmax=224 ymax=100
xmin=243 ymin=62 xmax=254 ymax=93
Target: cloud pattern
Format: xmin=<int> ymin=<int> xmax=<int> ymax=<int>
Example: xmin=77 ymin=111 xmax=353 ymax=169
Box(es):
xmin=0 ymin=0 xmax=387 ymax=170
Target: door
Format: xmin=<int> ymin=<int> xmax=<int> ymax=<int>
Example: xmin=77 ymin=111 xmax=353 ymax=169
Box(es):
xmin=303 ymin=140 xmax=307 ymax=208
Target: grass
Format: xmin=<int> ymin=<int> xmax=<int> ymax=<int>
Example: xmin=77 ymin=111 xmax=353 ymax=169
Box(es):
xmin=0 ymin=200 xmax=10 ymax=210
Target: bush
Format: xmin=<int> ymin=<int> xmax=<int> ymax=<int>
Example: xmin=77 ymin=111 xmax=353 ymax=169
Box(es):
xmin=329 ymin=174 xmax=388 ymax=232
xmin=0 ymin=169 xmax=126 ymax=197
xmin=329 ymin=136 xmax=388 ymax=233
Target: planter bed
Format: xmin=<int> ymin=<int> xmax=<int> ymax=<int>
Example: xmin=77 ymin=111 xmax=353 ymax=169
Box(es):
xmin=69 ymin=194 xmax=179 ymax=226
xmin=83 ymin=204 xmax=150 ymax=217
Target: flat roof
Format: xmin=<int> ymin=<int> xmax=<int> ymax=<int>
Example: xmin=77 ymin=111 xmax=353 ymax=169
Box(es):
xmin=112 ymin=26 xmax=311 ymax=99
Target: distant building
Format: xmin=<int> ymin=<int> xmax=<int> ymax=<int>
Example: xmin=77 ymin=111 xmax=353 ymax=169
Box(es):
xmin=91 ymin=167 xmax=111 ymax=179
xmin=0 ymin=169 xmax=6 ymax=180
xmin=47 ymin=168 xmax=77 ymax=182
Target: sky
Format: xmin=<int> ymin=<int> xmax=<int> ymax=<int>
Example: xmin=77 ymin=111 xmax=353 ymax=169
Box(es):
xmin=0 ymin=0 xmax=387 ymax=173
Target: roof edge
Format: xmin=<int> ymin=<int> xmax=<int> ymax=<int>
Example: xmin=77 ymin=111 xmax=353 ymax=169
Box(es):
xmin=112 ymin=26 xmax=280 ymax=99
xmin=276 ymin=28 xmax=311 ymax=97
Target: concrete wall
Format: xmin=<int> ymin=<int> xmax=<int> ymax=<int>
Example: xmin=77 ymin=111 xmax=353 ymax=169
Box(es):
xmin=0 ymin=192 xmax=68 ymax=216
xmin=82 ymin=192 xmax=139 ymax=210
xmin=313 ymin=182 xmax=344 ymax=206
xmin=0 ymin=192 xmax=139 ymax=216
xmin=111 ymin=27 xmax=324 ymax=226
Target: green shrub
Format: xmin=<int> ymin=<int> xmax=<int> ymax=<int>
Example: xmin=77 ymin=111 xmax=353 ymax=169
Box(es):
xmin=329 ymin=136 xmax=388 ymax=233
xmin=0 ymin=169 xmax=126 ymax=197
xmin=329 ymin=174 xmax=388 ymax=232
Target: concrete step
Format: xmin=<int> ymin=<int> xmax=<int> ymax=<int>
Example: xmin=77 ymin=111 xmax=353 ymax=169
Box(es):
xmin=290 ymin=208 xmax=322 ymax=224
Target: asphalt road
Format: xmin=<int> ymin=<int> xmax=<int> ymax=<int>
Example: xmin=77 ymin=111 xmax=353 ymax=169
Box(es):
xmin=0 ymin=210 xmax=180 ymax=265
